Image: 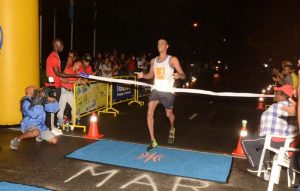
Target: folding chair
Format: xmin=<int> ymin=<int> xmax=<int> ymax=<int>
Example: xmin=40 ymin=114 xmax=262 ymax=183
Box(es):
xmin=267 ymin=147 xmax=300 ymax=191
xmin=257 ymin=133 xmax=298 ymax=177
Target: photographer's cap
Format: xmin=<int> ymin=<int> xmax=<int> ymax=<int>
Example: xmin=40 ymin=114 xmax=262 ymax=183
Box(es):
xmin=274 ymin=85 xmax=295 ymax=97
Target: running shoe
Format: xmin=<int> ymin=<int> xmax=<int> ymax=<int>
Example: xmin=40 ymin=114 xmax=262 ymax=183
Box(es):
xmin=10 ymin=138 xmax=20 ymax=150
xmin=51 ymin=127 xmax=63 ymax=136
xmin=264 ymin=169 xmax=271 ymax=181
xmin=146 ymin=140 xmax=158 ymax=152
xmin=36 ymin=136 xmax=43 ymax=142
xmin=168 ymin=128 xmax=175 ymax=144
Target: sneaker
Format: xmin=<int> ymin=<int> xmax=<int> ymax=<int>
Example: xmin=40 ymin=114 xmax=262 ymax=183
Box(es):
xmin=52 ymin=126 xmax=62 ymax=132
xmin=168 ymin=128 xmax=175 ymax=144
xmin=263 ymin=170 xmax=271 ymax=181
xmin=10 ymin=138 xmax=20 ymax=150
xmin=146 ymin=140 xmax=158 ymax=152
xmin=51 ymin=128 xmax=63 ymax=136
xmin=264 ymin=161 xmax=272 ymax=171
xmin=36 ymin=136 xmax=43 ymax=142
xmin=283 ymin=155 xmax=290 ymax=164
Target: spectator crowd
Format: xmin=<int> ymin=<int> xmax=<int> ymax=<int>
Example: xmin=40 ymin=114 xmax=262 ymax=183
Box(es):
xmin=10 ymin=38 xmax=152 ymax=149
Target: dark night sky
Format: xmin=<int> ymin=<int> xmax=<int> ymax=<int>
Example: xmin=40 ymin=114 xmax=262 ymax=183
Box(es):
xmin=40 ymin=0 xmax=300 ymax=70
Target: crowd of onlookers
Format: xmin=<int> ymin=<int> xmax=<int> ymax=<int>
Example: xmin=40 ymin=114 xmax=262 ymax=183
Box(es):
xmin=271 ymin=59 xmax=299 ymax=91
xmin=10 ymin=39 xmax=154 ymax=150
xmin=63 ymin=49 xmax=151 ymax=78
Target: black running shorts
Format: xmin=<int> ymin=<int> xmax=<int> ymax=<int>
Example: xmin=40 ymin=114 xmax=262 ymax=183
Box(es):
xmin=149 ymin=89 xmax=175 ymax=109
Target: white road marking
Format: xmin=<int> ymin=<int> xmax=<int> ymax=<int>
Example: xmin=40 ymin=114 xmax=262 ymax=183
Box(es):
xmin=188 ymin=113 xmax=198 ymax=120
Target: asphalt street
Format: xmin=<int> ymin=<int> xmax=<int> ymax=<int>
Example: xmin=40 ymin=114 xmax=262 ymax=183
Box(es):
xmin=0 ymin=92 xmax=296 ymax=191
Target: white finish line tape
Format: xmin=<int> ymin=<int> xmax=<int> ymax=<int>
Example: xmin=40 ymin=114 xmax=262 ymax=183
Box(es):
xmin=84 ymin=74 xmax=274 ymax=98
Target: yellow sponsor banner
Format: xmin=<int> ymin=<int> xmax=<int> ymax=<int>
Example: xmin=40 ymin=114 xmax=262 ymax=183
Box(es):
xmin=75 ymin=82 xmax=107 ymax=115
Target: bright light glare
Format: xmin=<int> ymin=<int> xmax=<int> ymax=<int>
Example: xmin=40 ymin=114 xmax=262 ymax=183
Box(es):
xmin=213 ymin=73 xmax=220 ymax=78
xmin=242 ymin=120 xmax=247 ymax=126
xmin=240 ymin=130 xmax=248 ymax=137
xmin=191 ymin=77 xmax=197 ymax=83
xmin=90 ymin=115 xmax=97 ymax=122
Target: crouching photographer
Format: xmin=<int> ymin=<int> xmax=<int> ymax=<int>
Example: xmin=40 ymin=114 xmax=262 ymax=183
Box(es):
xmin=10 ymin=86 xmax=60 ymax=150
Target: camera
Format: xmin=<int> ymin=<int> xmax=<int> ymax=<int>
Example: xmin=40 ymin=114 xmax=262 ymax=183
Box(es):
xmin=30 ymin=88 xmax=48 ymax=106
xmin=29 ymin=76 xmax=57 ymax=107
xmin=45 ymin=87 xmax=56 ymax=98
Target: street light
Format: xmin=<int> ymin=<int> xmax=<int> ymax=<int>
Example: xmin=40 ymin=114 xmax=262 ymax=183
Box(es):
xmin=192 ymin=22 xmax=198 ymax=28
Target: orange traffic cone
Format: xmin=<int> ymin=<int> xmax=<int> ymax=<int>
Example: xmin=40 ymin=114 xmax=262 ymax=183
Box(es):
xmin=256 ymin=97 xmax=265 ymax=110
xmin=85 ymin=113 xmax=104 ymax=139
xmin=232 ymin=120 xmax=248 ymax=158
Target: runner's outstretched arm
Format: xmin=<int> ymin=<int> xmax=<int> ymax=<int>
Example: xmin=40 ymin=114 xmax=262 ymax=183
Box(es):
xmin=137 ymin=59 xmax=154 ymax=79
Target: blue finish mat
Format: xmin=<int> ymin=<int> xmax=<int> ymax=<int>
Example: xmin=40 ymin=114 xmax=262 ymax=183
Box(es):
xmin=66 ymin=139 xmax=232 ymax=182
xmin=0 ymin=182 xmax=51 ymax=191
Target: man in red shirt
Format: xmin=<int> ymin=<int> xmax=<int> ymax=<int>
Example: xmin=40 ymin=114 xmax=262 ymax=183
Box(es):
xmin=57 ymin=59 xmax=83 ymax=127
xmin=127 ymin=54 xmax=136 ymax=76
xmin=45 ymin=39 xmax=78 ymax=135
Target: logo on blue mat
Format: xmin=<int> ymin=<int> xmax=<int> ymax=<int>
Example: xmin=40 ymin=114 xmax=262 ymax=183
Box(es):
xmin=0 ymin=25 xmax=3 ymax=50
xmin=136 ymin=152 xmax=165 ymax=163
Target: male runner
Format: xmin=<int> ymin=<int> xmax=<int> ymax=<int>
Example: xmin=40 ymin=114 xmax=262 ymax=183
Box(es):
xmin=137 ymin=39 xmax=186 ymax=151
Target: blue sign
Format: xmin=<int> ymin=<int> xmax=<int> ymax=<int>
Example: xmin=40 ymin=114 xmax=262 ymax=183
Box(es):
xmin=112 ymin=83 xmax=134 ymax=102
xmin=0 ymin=26 xmax=3 ymax=49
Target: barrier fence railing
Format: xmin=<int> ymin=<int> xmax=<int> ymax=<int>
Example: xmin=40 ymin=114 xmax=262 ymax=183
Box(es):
xmin=62 ymin=75 xmax=150 ymax=132
xmin=62 ymin=81 xmax=107 ymax=132
xmin=98 ymin=81 xmax=119 ymax=117
xmin=128 ymin=75 xmax=144 ymax=106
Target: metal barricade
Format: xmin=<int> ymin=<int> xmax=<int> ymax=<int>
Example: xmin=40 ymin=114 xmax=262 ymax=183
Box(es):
xmin=63 ymin=81 xmax=107 ymax=132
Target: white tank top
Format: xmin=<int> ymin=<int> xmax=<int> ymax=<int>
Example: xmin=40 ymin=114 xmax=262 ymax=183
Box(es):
xmin=153 ymin=55 xmax=174 ymax=93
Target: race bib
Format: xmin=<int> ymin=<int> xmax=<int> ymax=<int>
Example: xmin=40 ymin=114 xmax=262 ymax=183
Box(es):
xmin=155 ymin=67 xmax=165 ymax=80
